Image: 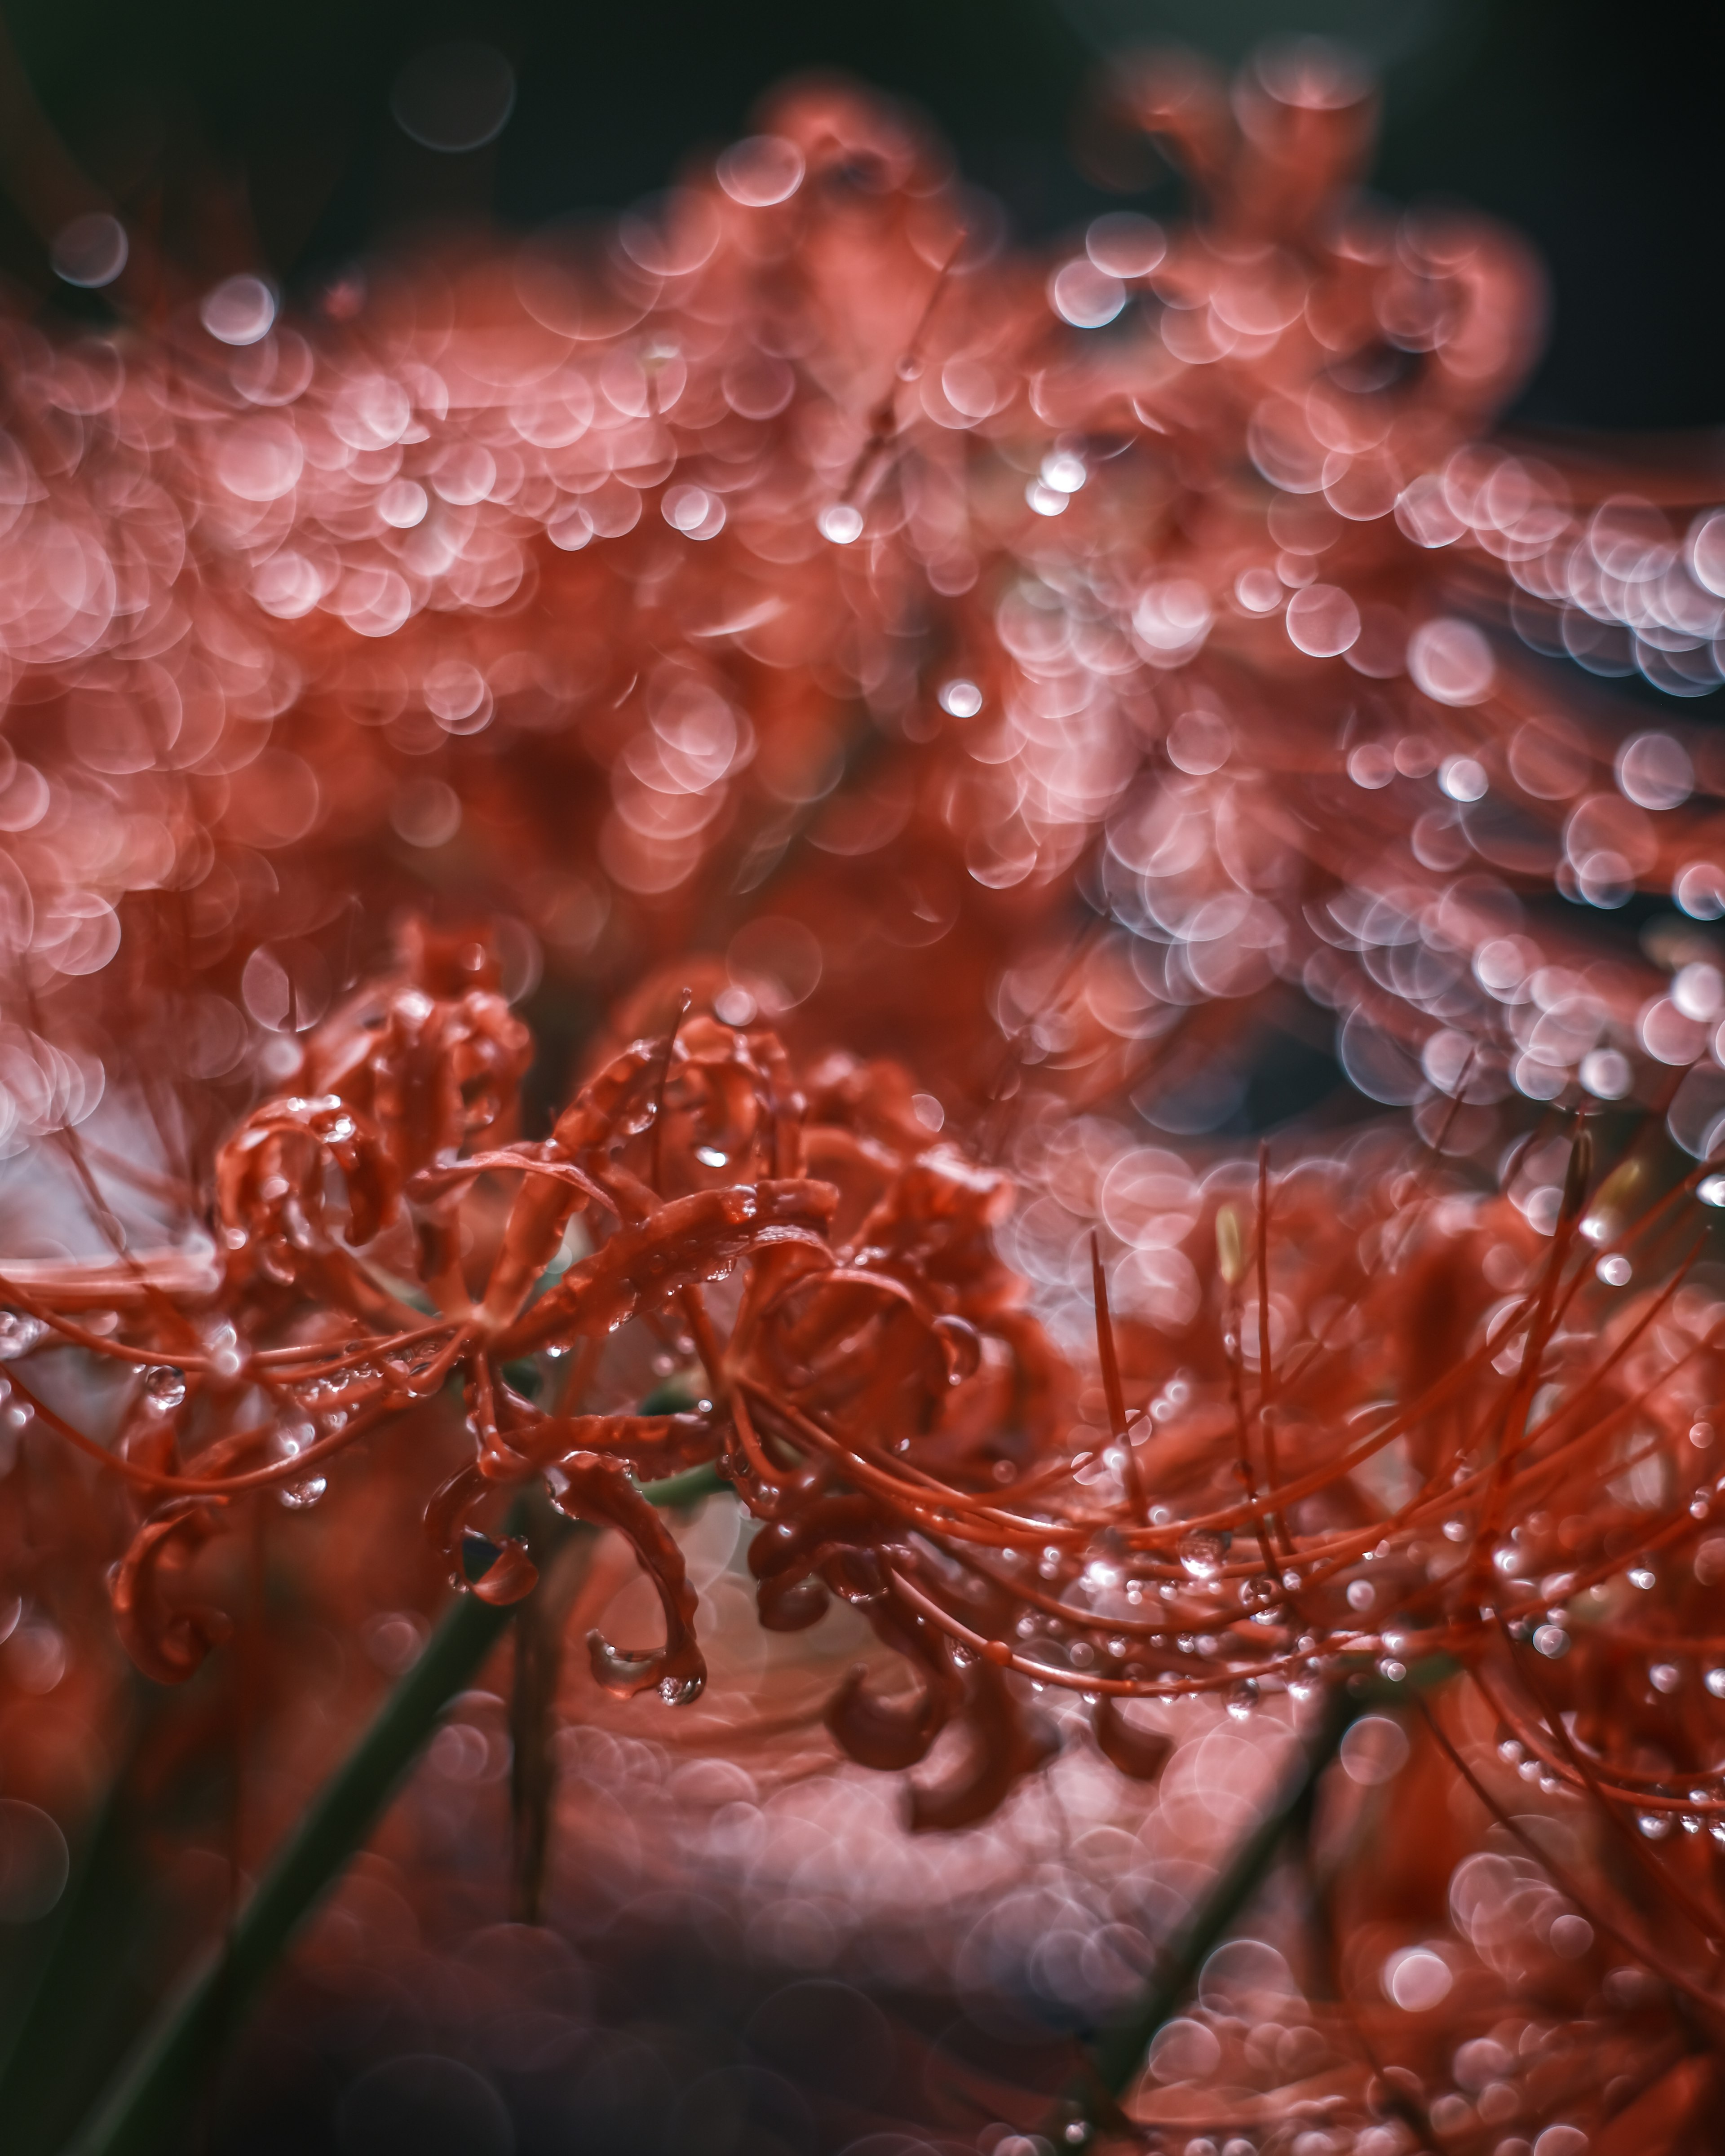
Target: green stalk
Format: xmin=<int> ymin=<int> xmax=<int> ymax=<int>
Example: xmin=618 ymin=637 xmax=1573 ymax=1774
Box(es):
xmin=1052 ymin=1660 xmax=1461 ymax=2143
xmin=58 ymin=1462 xmax=726 ymax=2156
xmin=0 ymin=1708 xmax=166 ymax=2156
xmin=1047 ymin=1688 xmax=1361 ymax=2145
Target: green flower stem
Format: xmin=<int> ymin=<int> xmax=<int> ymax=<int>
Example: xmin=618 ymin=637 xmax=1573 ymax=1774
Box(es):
xmin=1101 ymin=1693 xmax=1354 ymax=2096
xmin=1054 ymin=1660 xmax=1461 ymax=2143
xmin=1045 ymin=1688 xmax=1362 ymax=2146
xmin=59 ymin=1462 xmax=728 ymax=2156
xmin=0 ymin=1703 xmax=170 ymax=2156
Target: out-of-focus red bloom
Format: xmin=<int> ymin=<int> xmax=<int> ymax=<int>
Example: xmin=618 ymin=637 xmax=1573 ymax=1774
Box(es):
xmin=0 ymin=59 xmax=1720 ymax=1176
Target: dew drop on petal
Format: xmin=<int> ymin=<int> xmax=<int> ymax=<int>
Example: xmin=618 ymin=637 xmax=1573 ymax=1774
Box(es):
xmin=143 ymin=1365 xmax=187 ymax=1411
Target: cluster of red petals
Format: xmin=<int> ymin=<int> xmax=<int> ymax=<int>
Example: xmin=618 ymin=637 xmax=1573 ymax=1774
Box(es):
xmin=4 ymin=42 xmax=1725 ymax=2156
xmin=1 ymin=930 xmax=1721 ymax=1868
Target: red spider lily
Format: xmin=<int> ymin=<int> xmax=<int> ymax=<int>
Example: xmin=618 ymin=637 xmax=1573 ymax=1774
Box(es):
xmin=2 ymin=44 xmax=1725 ymax=2156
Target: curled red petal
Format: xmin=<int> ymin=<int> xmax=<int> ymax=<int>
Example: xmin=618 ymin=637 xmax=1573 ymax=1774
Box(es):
xmin=757 ymin=1573 xmax=831 ymax=1631
xmin=824 ymin=1600 xmax=964 ymax=1771
xmin=423 ymin=1467 xmax=539 ymax=1602
xmin=1092 ymin=1695 xmax=1174 ymax=1783
xmin=111 ymin=1502 xmax=233 ymax=1685
xmin=908 ymin=1664 xmax=1060 ymax=1834
xmin=550 ymin=1451 xmax=706 ymax=1705
xmin=424 ymin=1460 xmax=490 ymax=1586
xmin=825 ymin=1661 xmax=948 ymax=1770
xmin=497 ymin=1178 xmax=838 ymax=1356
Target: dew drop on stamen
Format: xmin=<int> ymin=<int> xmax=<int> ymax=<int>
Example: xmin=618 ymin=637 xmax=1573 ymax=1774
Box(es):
xmin=1226 ymin=1678 xmax=1260 ymax=1719
xmin=143 ymin=1366 xmax=187 ymax=1412
xmin=0 ymin=1314 xmax=46 ymax=1359
xmin=1177 ymin=1528 xmax=1227 ymax=1581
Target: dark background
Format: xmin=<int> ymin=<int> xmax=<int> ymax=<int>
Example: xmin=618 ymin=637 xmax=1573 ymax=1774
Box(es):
xmin=3 ymin=0 xmax=1721 ymax=433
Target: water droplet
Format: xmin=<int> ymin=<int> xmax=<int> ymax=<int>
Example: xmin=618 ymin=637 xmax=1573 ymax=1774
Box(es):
xmin=0 ymin=1313 xmax=46 ymax=1359
xmin=1533 ymin=1624 xmax=1570 ymax=1658
xmin=1628 ymin=1566 xmax=1657 ymax=1590
xmin=143 ymin=1366 xmax=187 ymax=1412
xmin=1376 ymin=1657 xmax=1407 ymax=1683
xmin=1346 ymin=1578 xmax=1375 ymax=1611
xmin=277 ymin=1475 xmax=328 ymax=1510
xmin=1177 ymin=1528 xmax=1228 ymax=1581
xmin=694 ymin=1145 xmax=728 ymax=1167
xmin=1698 ymin=1174 xmax=1725 ymax=1208
xmin=1442 ymin=1518 xmax=1468 ymax=1543
xmin=1706 ymin=1668 xmax=1725 ymax=1697
xmin=1596 ymin=1252 xmax=1632 ymax=1287
xmin=1652 ymin=1661 xmax=1684 ymax=1694
xmin=1637 ymin=1810 xmax=1672 ymax=1840
xmin=1225 ymin=1673 xmax=1268 ymax=1725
